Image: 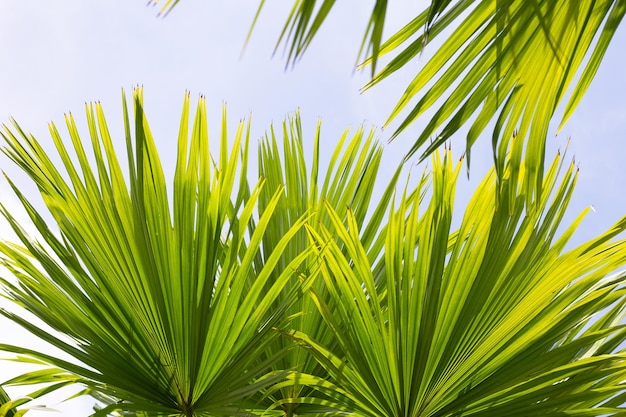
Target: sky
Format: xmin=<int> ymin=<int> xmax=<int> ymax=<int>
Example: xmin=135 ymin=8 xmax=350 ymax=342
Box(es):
xmin=0 ymin=1 xmax=625 ymax=415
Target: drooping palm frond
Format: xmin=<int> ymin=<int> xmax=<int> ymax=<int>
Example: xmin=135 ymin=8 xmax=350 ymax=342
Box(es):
xmin=0 ymin=88 xmax=316 ymax=416
xmin=368 ymin=0 xmax=626 ymax=205
xmin=236 ymin=0 xmax=390 ymax=76
xmin=279 ymin=147 xmax=626 ymax=416
xmin=247 ymin=0 xmax=390 ymax=73
xmin=243 ymin=0 xmax=623 ymax=203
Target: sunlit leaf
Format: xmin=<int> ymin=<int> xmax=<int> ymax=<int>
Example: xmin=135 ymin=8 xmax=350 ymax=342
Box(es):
xmin=367 ymin=0 xmax=626 ymax=204
xmin=0 ymin=88 xmax=315 ymax=416
xmin=288 ymin=148 xmax=626 ymax=416
xmin=242 ymin=0 xmax=624 ymax=202
xmin=254 ymin=114 xmax=402 ymax=414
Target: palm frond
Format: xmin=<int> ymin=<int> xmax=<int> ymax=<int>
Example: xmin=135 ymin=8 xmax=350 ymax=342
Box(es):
xmin=365 ymin=0 xmax=626 ymax=204
xmin=0 ymin=88 xmax=315 ymax=416
xmin=144 ymin=1 xmax=624 ymax=203
xmin=254 ymin=114 xmax=402 ymax=414
xmin=247 ymin=0 xmax=390 ymax=73
xmin=0 ymin=366 xmax=82 ymax=417
xmin=288 ymin=147 xmax=626 ymax=416
xmin=247 ymin=0 xmax=623 ymax=203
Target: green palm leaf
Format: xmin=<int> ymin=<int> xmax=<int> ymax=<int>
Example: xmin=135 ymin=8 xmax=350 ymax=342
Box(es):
xmin=259 ymin=0 xmax=624 ymax=203
xmin=0 ymin=88 xmax=315 ymax=416
xmin=156 ymin=0 xmax=621 ymax=203
xmin=285 ymin=147 xmax=626 ymax=416
xmin=0 ymin=367 xmax=82 ymax=417
xmin=253 ymin=115 xmax=402 ymax=415
xmin=0 ymin=386 xmax=15 ymax=417
xmin=368 ymin=0 xmax=626 ymax=204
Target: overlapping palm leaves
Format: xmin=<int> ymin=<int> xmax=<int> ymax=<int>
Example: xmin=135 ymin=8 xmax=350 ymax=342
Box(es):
xmin=0 ymin=89 xmax=401 ymax=415
xmin=1 ymin=88 xmax=626 ymax=416
xmin=366 ymin=0 xmax=626 ymax=204
xmin=277 ymin=149 xmax=626 ymax=416
xmin=150 ymin=0 xmax=625 ymax=202
xmin=0 ymin=88 xmax=319 ymax=416
xmin=254 ymin=116 xmax=401 ymax=415
xmin=263 ymin=0 xmax=625 ymax=203
xmin=0 ymin=368 xmax=81 ymax=416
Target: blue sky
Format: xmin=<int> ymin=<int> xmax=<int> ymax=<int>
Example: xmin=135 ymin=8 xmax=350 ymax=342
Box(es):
xmin=0 ymin=1 xmax=625 ymax=414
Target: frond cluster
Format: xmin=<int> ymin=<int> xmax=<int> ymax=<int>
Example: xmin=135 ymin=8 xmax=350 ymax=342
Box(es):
xmin=1 ymin=89 xmax=625 ymax=416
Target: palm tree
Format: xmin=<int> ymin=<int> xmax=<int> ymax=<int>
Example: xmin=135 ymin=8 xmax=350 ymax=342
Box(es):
xmin=1 ymin=88 xmax=626 ymax=416
xmin=151 ymin=0 xmax=625 ymax=202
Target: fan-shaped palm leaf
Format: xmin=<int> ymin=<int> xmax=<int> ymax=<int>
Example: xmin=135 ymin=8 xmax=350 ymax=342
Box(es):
xmin=253 ymin=115 xmax=402 ymax=415
xmin=0 ymin=88 xmax=316 ymax=416
xmin=280 ymin=147 xmax=626 ymax=416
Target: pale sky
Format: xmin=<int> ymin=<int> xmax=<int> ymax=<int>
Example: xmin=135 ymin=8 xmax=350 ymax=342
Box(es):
xmin=0 ymin=1 xmax=625 ymax=415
